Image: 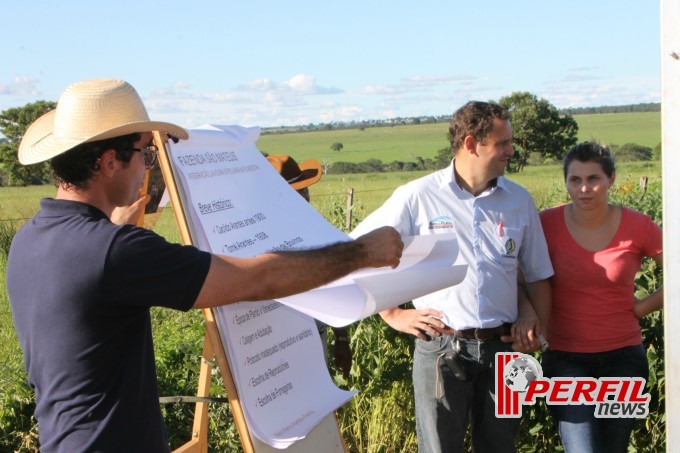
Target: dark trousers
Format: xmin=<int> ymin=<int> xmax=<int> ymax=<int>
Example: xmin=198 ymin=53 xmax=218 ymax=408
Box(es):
xmin=542 ymin=345 xmax=648 ymax=453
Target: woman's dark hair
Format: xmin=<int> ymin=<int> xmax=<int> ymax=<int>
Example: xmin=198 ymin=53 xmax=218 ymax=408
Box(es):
xmin=51 ymin=133 xmax=140 ymax=189
xmin=449 ymin=101 xmax=510 ymax=152
xmin=563 ymin=141 xmax=616 ymax=180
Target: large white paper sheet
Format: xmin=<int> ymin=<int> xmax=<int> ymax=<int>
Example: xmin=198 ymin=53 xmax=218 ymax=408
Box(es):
xmin=166 ymin=124 xmax=466 ymax=448
xmin=277 ymin=235 xmax=468 ymax=326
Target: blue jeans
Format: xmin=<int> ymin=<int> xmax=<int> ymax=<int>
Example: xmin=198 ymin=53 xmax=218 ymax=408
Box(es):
xmin=413 ymin=334 xmax=520 ymax=453
xmin=542 ymin=345 xmax=648 ymax=453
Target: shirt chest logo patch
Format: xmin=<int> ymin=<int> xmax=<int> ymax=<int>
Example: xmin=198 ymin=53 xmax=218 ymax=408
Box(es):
xmin=429 ymin=215 xmax=453 ymax=229
xmin=503 ymin=238 xmax=517 ymax=259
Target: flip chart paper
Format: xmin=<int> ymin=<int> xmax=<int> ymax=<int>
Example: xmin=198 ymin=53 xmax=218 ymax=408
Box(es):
xmin=166 ymin=124 xmax=465 ymax=448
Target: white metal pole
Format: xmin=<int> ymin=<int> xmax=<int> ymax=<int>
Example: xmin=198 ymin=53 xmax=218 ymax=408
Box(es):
xmin=661 ymin=0 xmax=679 ymax=450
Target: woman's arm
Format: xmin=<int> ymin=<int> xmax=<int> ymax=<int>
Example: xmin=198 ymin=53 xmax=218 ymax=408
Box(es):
xmin=633 ymin=253 xmax=664 ymax=318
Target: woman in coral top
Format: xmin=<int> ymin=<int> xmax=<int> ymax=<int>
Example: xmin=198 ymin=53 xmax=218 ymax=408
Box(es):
xmin=539 ymin=142 xmax=663 ymax=453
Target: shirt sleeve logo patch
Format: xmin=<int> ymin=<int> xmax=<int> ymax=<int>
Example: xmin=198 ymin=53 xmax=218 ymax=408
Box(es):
xmin=429 ymin=216 xmax=454 ymax=229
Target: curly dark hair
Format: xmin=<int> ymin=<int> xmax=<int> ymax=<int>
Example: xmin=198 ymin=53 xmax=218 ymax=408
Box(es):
xmin=563 ymin=141 xmax=616 ymax=180
xmin=448 ymin=101 xmax=510 ymax=153
xmin=50 ymin=133 xmax=140 ymax=189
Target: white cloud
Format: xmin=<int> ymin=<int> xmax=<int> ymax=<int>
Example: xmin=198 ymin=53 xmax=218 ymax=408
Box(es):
xmin=124 ymin=71 xmax=662 ymax=129
xmin=282 ymin=74 xmax=315 ymax=93
xmin=141 ymin=75 xmax=350 ymax=127
xmin=405 ymin=74 xmax=478 ymax=86
xmin=0 ymin=76 xmax=40 ymax=96
xmin=359 ymin=74 xmax=481 ymax=97
xmin=541 ymin=75 xmax=660 ymax=108
xmin=235 ymin=74 xmax=342 ymax=96
xmin=359 ymin=84 xmax=402 ymax=95
xmin=241 ymin=78 xmax=276 ymax=92
xmin=281 ymin=74 xmax=342 ymax=95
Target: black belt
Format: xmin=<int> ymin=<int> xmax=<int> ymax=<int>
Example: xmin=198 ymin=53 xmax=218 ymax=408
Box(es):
xmin=454 ymin=323 xmax=512 ymax=340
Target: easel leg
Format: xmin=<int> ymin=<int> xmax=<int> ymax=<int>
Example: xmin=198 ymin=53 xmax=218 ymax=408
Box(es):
xmin=173 ymin=332 xmax=214 ymax=453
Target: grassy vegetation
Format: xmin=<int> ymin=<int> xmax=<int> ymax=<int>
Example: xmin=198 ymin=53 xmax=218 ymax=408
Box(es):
xmin=257 ymin=111 xmax=661 ymax=165
xmin=0 ymin=159 xmax=664 ymax=452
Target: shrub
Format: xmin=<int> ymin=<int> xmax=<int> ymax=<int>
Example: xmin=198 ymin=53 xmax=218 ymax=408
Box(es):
xmin=613 ymin=143 xmax=653 ymax=162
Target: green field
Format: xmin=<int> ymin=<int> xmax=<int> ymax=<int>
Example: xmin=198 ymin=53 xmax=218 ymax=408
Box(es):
xmin=257 ymin=111 xmax=661 ymax=164
xmin=258 ymin=123 xmax=451 ymax=165
xmin=576 ymin=111 xmax=661 ymax=148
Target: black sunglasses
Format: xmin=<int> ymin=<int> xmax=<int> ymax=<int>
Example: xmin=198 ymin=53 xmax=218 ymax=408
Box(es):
xmin=129 ymin=146 xmax=159 ymax=168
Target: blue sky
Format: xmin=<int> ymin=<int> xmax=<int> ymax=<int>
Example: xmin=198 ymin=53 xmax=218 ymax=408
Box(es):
xmin=1 ymin=1 xmax=660 ymax=129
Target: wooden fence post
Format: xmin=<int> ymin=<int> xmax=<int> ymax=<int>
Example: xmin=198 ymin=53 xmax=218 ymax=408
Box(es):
xmin=345 ymin=188 xmax=354 ymax=231
xmin=640 ymin=176 xmax=648 ymax=193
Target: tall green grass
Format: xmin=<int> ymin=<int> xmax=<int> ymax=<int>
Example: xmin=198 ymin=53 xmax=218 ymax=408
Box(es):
xmin=0 ymin=186 xmax=54 ymax=222
xmin=0 ymin=221 xmax=39 ymax=450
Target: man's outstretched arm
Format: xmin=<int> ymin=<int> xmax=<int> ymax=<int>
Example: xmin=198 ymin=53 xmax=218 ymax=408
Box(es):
xmin=194 ymin=226 xmax=404 ymax=309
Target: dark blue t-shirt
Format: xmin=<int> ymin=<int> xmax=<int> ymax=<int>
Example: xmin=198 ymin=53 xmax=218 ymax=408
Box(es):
xmin=6 ymin=199 xmax=211 ymax=452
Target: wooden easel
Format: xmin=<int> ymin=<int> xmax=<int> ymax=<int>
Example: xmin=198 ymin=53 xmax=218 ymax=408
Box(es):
xmin=149 ymin=132 xmax=347 ymax=453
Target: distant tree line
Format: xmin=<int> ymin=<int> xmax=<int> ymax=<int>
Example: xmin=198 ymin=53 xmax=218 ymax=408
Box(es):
xmin=0 ymin=97 xmax=661 ymax=185
xmin=261 ymin=115 xmax=451 ymax=135
xmin=261 ymin=102 xmax=660 ymax=136
xmin=325 ymin=150 xmax=450 ymax=175
xmin=559 ymin=102 xmax=660 ymax=116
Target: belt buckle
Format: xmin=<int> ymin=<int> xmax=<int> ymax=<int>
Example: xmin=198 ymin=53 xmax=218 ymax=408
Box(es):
xmin=473 ymin=328 xmax=484 ymax=340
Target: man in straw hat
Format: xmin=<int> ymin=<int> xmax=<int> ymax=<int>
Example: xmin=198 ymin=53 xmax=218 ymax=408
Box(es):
xmin=6 ymin=78 xmax=403 ymax=452
xmin=266 ymin=154 xmax=352 ymax=378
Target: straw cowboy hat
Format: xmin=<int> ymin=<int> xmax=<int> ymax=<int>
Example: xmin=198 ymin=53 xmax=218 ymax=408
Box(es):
xmin=266 ymin=154 xmax=323 ymax=190
xmin=18 ymin=78 xmax=189 ymax=165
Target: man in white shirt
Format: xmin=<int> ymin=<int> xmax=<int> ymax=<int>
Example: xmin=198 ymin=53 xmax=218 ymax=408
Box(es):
xmin=351 ymin=101 xmax=553 ymax=453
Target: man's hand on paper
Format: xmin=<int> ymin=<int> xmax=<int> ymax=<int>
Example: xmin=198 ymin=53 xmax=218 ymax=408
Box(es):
xmin=354 ymin=226 xmax=404 ymax=269
xmin=111 ymin=194 xmax=150 ymax=225
xmin=379 ymin=307 xmax=454 ymax=341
